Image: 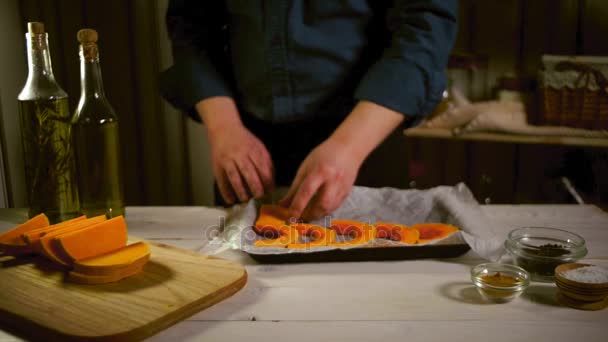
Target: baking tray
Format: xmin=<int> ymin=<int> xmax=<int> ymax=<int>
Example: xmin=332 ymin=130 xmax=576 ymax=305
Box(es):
xmin=246 ymin=243 xmax=470 ymax=263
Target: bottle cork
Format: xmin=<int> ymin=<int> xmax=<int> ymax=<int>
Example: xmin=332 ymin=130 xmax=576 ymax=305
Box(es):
xmin=27 ymin=22 xmax=45 ymax=35
xmin=77 ymin=29 xmax=98 ymax=44
xmin=77 ymin=28 xmax=99 ymax=60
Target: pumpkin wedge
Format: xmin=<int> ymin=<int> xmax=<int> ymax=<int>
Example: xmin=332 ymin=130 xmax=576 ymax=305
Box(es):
xmin=254 ymin=204 xmax=292 ymax=235
xmin=287 ymin=224 xmax=336 ymax=249
xmin=73 ymin=242 xmax=150 ymax=276
xmin=21 ymin=215 xmax=85 ymax=244
xmin=254 ymin=226 xmax=299 ymax=248
xmin=329 ymin=219 xmax=376 ymax=246
xmin=411 ymin=223 xmax=459 ymax=244
xmin=375 ymin=222 xmax=419 ymax=244
xmin=36 ymin=215 xmax=108 ymax=267
xmin=68 ymin=263 xmax=144 ymax=285
xmin=54 ymin=216 xmax=127 ymax=262
xmin=0 ymin=213 xmax=50 ymax=255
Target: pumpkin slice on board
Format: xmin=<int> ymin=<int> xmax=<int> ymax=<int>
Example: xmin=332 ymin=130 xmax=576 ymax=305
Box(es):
xmin=21 ymin=215 xmax=85 ymax=244
xmin=73 ymin=242 xmax=150 ymax=276
xmin=375 ymin=222 xmax=419 ymax=244
xmin=329 ymin=219 xmax=376 ymax=247
xmin=411 ymin=223 xmax=459 ymax=244
xmin=36 ymin=215 xmax=108 ymax=267
xmin=54 ymin=216 xmax=128 ymax=262
xmin=0 ymin=213 xmax=50 ymax=256
xmin=254 ymin=226 xmax=300 ymax=248
xmin=68 ymin=262 xmax=145 ymax=285
xmin=254 ymin=204 xmax=292 ymax=235
xmin=287 ymin=224 xmax=336 ymax=249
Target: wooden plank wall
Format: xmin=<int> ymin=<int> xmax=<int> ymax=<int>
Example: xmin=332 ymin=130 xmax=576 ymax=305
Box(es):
xmin=18 ymin=0 xmax=192 ymax=206
xmin=406 ymin=0 xmax=608 ymax=204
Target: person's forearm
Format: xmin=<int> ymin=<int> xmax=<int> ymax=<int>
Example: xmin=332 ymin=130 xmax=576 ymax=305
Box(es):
xmin=195 ymin=96 xmax=243 ymax=140
xmin=329 ymin=100 xmax=406 ymax=162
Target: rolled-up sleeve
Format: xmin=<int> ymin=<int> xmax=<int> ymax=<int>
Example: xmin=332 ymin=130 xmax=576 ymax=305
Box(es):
xmin=160 ymin=0 xmax=233 ymax=122
xmin=354 ymin=0 xmax=458 ymax=118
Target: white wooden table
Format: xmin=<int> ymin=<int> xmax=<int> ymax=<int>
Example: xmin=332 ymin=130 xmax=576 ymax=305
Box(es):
xmin=1 ymin=205 xmax=608 ymax=341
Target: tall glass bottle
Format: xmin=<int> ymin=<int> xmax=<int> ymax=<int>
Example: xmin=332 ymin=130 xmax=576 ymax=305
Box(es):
xmin=72 ymin=29 xmax=124 ymax=218
xmin=18 ymin=22 xmax=80 ymax=223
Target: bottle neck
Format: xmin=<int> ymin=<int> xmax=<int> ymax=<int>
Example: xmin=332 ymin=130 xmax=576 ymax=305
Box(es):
xmin=25 ymin=33 xmax=57 ymax=83
xmin=80 ymin=55 xmax=106 ymax=99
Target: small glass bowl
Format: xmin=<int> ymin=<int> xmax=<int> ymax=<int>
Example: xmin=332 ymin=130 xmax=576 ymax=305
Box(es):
xmin=471 ymin=263 xmax=530 ymax=303
xmin=505 ymin=227 xmax=587 ymax=282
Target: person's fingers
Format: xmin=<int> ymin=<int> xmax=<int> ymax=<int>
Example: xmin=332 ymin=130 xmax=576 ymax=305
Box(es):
xmin=279 ymin=165 xmax=307 ymax=207
xmin=224 ymin=161 xmax=250 ymax=202
xmin=238 ymin=158 xmax=265 ymax=198
xmin=249 ymin=150 xmax=274 ymax=194
xmin=215 ymin=168 xmax=236 ymax=205
xmin=288 ymin=172 xmax=324 ymax=219
xmin=302 ymin=182 xmax=340 ymax=221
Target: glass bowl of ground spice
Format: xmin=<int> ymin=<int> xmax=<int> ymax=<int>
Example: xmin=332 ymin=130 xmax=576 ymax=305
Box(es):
xmin=505 ymin=227 xmax=588 ymax=282
xmin=471 ymin=263 xmax=530 ymax=303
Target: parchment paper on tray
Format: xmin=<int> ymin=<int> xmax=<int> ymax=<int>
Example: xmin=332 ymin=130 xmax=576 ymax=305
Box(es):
xmin=210 ymin=183 xmax=505 ymax=261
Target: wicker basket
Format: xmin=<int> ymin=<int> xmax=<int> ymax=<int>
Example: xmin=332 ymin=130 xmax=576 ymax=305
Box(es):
xmin=540 ymin=55 xmax=608 ymax=130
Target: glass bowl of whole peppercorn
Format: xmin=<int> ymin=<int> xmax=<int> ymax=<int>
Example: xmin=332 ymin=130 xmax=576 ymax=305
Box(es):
xmin=505 ymin=227 xmax=587 ymax=282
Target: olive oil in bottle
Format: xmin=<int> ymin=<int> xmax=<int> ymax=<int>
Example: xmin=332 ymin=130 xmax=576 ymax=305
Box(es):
xmin=18 ymin=22 xmax=80 ymax=223
xmin=72 ymin=29 xmax=124 ymax=218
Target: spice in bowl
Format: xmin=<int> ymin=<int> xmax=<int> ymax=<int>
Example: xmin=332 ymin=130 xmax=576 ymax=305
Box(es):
xmin=561 ymin=265 xmax=608 ymax=284
xmin=505 ymin=227 xmax=587 ymax=282
xmin=554 ymin=263 xmax=608 ymax=310
xmin=471 ymin=263 xmax=530 ymax=303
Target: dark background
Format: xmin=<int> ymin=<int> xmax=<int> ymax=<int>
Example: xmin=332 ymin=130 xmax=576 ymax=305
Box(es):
xmin=4 ymin=0 xmax=608 ymax=208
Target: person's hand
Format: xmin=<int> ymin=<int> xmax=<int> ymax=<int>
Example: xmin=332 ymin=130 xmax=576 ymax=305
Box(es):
xmin=197 ymin=97 xmax=274 ymax=204
xmin=280 ymin=138 xmax=363 ymax=220
xmin=281 ymin=100 xmax=406 ymax=220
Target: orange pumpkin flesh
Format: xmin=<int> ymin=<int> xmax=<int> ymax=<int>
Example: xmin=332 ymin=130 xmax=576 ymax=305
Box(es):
xmin=411 ymin=223 xmax=459 ymax=243
xmin=254 ymin=226 xmax=300 ymax=248
xmin=329 ymin=220 xmax=376 ymax=247
xmin=0 ymin=214 xmax=50 ymax=255
xmin=254 ymin=205 xmax=292 ymax=235
xmin=375 ymin=222 xmax=419 ymax=244
xmin=287 ymin=224 xmax=336 ymax=249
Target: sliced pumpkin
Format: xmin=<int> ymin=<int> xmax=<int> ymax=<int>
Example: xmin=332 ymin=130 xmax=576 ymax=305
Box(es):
xmin=411 ymin=223 xmax=459 ymax=244
xmin=73 ymin=242 xmax=150 ymax=276
xmin=21 ymin=215 xmax=85 ymax=244
xmin=0 ymin=213 xmax=50 ymax=255
xmin=375 ymin=222 xmax=419 ymax=244
xmin=36 ymin=215 xmax=108 ymax=267
xmin=54 ymin=216 xmax=128 ymax=262
xmin=68 ymin=262 xmax=144 ymax=285
xmin=254 ymin=204 xmax=292 ymax=235
xmin=254 ymin=226 xmax=300 ymax=248
xmin=287 ymin=224 xmax=336 ymax=249
xmin=329 ymin=219 xmax=376 ymax=247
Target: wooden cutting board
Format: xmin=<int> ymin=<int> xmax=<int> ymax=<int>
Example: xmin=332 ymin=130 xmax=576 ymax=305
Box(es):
xmin=0 ymin=239 xmax=247 ymax=341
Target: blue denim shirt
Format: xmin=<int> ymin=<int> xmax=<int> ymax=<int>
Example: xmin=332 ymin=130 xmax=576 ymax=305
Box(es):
xmin=160 ymin=0 xmax=457 ymax=123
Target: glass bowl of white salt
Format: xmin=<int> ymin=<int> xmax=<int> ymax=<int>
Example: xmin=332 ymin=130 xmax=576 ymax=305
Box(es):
xmin=555 ymin=263 xmax=608 ymax=303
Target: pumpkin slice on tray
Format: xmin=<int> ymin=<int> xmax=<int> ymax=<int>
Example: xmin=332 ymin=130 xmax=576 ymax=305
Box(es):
xmin=254 ymin=226 xmax=300 ymax=248
xmin=54 ymin=216 xmax=128 ymax=263
xmin=287 ymin=224 xmax=336 ymax=249
xmin=411 ymin=223 xmax=459 ymax=244
xmin=36 ymin=215 xmax=108 ymax=267
xmin=329 ymin=220 xmax=376 ymax=247
xmin=73 ymin=241 xmax=150 ymax=276
xmin=0 ymin=213 xmax=50 ymax=256
xmin=375 ymin=222 xmax=419 ymax=244
xmin=254 ymin=204 xmax=292 ymax=235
